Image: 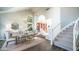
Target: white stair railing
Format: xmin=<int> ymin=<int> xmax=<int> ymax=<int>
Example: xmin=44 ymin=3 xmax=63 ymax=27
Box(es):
xmin=73 ymin=17 xmax=79 ymax=51
xmin=52 ymin=23 xmax=61 ymax=40
xmin=52 ymin=21 xmax=75 ymax=43
xmin=53 ymin=17 xmax=79 ymax=51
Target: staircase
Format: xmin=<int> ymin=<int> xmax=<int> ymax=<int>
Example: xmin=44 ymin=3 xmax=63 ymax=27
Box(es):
xmin=53 ymin=18 xmax=79 ymax=51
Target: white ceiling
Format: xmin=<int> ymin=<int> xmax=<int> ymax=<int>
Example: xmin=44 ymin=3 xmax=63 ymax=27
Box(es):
xmin=0 ymin=7 xmax=29 ymax=13
xmin=0 ymin=7 xmax=12 ymax=11
xmin=0 ymin=7 xmax=50 ymax=13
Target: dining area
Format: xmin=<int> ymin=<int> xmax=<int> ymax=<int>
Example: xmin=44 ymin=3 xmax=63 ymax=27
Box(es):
xmin=5 ymin=31 xmax=36 ymax=46
xmin=1 ymin=29 xmax=49 ymax=51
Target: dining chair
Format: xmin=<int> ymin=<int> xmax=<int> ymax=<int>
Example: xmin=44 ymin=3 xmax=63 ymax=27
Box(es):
xmin=5 ymin=32 xmax=16 ymax=47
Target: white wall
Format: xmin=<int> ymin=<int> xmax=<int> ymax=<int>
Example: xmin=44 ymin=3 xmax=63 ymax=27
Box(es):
xmin=46 ymin=8 xmax=61 ymax=42
xmin=1 ymin=10 xmax=32 ymax=30
xmin=0 ymin=10 xmax=32 ymax=39
xmin=61 ymin=7 xmax=79 ymax=27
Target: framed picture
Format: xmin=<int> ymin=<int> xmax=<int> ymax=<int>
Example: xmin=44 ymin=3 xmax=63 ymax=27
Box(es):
xmin=11 ymin=22 xmax=19 ymax=30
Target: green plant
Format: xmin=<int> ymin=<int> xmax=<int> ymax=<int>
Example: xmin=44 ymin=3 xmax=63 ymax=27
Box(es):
xmin=27 ymin=16 xmax=32 ymax=22
xmin=0 ymin=40 xmax=5 ymax=48
xmin=27 ymin=16 xmax=33 ymax=32
xmin=28 ymin=27 xmax=33 ymax=31
xmin=27 ymin=24 xmax=32 ymax=27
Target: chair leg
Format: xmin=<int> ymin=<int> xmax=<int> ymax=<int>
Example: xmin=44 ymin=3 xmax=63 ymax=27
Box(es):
xmin=6 ymin=40 xmax=16 ymax=47
xmin=6 ymin=41 xmax=8 ymax=47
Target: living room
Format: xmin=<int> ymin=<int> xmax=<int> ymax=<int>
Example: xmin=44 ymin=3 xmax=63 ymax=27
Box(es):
xmin=1 ymin=7 xmax=79 ymax=51
xmin=0 ymin=7 xmax=62 ymax=51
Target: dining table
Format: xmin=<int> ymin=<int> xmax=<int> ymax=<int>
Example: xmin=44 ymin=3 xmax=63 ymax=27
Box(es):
xmin=15 ymin=32 xmax=37 ymax=44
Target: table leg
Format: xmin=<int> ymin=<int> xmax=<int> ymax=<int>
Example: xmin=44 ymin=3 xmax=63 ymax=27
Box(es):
xmin=15 ymin=36 xmax=18 ymax=44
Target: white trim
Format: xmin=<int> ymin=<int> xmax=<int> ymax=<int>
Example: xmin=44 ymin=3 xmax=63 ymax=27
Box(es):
xmin=73 ymin=26 xmax=76 ymax=51
xmin=73 ymin=17 xmax=79 ymax=51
